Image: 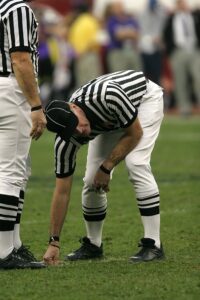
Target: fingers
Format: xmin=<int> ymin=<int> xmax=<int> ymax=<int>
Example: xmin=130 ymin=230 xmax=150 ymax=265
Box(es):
xmin=30 ymin=125 xmax=45 ymax=140
xmin=43 ymin=250 xmax=59 ymax=266
xmin=43 ymin=256 xmax=54 ymax=265
xmin=30 ymin=110 xmax=47 ymax=140
xmin=94 ymin=184 xmax=110 ymax=193
xmin=103 ymin=185 xmax=110 ymax=192
xmin=43 ymin=257 xmax=60 ymax=266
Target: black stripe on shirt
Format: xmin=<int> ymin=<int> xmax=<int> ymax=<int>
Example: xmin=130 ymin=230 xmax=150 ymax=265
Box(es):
xmin=17 ymin=7 xmax=23 ymax=45
xmin=0 ymin=1 xmax=24 ymax=18
xmin=8 ymin=11 xmax=15 ymax=48
xmin=0 ymin=20 xmax=7 ymax=72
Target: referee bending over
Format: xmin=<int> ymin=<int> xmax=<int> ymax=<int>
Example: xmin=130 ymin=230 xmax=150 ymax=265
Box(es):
xmin=44 ymin=70 xmax=165 ymax=264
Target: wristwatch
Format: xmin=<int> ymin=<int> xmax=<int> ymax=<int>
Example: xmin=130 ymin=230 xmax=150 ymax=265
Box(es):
xmin=49 ymin=236 xmax=59 ymax=244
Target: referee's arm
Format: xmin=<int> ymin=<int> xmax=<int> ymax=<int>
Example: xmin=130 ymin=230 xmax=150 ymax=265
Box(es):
xmin=43 ymin=175 xmax=73 ymax=265
xmin=7 ymin=6 xmax=46 ymax=139
xmin=11 ymin=51 xmax=41 ymax=108
xmin=11 ymin=51 xmax=46 ymax=140
xmin=102 ymin=117 xmax=143 ymax=171
xmin=93 ymin=117 xmax=143 ymax=192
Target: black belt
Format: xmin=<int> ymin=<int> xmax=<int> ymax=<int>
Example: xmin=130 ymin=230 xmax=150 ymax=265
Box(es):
xmin=0 ymin=72 xmax=11 ymax=77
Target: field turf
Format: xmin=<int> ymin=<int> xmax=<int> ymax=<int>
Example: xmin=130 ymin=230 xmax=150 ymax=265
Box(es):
xmin=0 ymin=116 xmax=199 ymax=300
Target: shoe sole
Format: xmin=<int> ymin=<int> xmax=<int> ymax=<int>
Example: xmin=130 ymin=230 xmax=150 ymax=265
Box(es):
xmin=0 ymin=262 xmax=46 ymax=270
xmin=129 ymin=255 xmax=165 ymax=263
xmin=65 ymin=255 xmax=103 ymax=261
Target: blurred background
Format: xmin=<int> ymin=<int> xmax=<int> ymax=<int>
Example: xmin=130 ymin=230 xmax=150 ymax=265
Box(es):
xmin=31 ymin=0 xmax=200 ymax=116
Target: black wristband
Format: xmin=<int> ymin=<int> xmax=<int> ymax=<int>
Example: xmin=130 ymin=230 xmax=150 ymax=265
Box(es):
xmin=49 ymin=236 xmax=60 ymax=244
xmin=31 ymin=105 xmax=42 ymax=112
xmin=49 ymin=243 xmax=60 ymax=249
xmin=99 ymin=164 xmax=111 ymax=175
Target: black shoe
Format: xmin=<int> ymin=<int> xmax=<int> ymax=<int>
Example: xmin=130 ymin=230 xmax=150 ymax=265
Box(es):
xmin=16 ymin=245 xmax=37 ymax=262
xmin=0 ymin=250 xmax=46 ymax=270
xmin=129 ymin=238 xmax=165 ymax=263
xmin=66 ymin=237 xmax=103 ymax=261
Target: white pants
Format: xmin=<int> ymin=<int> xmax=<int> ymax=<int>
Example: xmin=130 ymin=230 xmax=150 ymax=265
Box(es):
xmin=0 ymin=76 xmax=32 ymax=197
xmin=82 ymin=80 xmax=164 ymax=204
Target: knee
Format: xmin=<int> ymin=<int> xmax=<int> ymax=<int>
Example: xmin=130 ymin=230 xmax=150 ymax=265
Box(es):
xmin=125 ymin=160 xmax=158 ymax=192
xmin=125 ymin=156 xmax=149 ymax=178
xmin=82 ymin=182 xmax=107 ymax=207
xmin=83 ymin=175 xmax=94 ymax=189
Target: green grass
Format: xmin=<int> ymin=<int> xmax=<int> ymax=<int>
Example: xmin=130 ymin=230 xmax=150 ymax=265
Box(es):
xmin=0 ymin=116 xmax=200 ymax=300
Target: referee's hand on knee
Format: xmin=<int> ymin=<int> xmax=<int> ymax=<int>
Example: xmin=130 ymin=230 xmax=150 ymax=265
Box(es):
xmin=30 ymin=110 xmax=47 ymax=140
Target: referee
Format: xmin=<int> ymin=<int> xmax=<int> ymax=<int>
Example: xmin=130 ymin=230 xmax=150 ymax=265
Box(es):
xmin=0 ymin=0 xmax=46 ymax=269
xmin=44 ymin=70 xmax=165 ymax=264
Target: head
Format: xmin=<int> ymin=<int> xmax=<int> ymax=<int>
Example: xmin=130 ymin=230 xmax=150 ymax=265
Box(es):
xmin=108 ymin=1 xmax=126 ymax=17
xmin=176 ymin=0 xmax=189 ymax=12
xmin=45 ymin=100 xmax=91 ymax=141
xmin=148 ymin=0 xmax=158 ymax=11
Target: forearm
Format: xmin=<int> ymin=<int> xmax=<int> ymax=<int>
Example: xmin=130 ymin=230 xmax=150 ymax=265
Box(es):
xmin=11 ymin=52 xmax=41 ymax=107
xmin=103 ymin=118 xmax=143 ymax=171
xmin=93 ymin=132 xmax=142 ymax=192
xmin=116 ymin=29 xmax=139 ymax=41
xmin=49 ymin=177 xmax=73 ymax=237
xmin=50 ymin=191 xmax=70 ymax=237
xmin=103 ymin=134 xmax=139 ymax=170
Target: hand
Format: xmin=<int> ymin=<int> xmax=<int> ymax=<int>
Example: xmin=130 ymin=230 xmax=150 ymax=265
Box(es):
xmin=43 ymin=245 xmax=60 ymax=266
xmin=93 ymin=169 xmax=110 ymax=192
xmin=30 ymin=109 xmax=47 ymax=140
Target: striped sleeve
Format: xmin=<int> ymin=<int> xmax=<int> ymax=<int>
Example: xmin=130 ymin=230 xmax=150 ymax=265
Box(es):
xmin=106 ymin=83 xmax=138 ymax=128
xmin=54 ymin=136 xmax=81 ymax=178
xmin=6 ymin=6 xmax=34 ymax=53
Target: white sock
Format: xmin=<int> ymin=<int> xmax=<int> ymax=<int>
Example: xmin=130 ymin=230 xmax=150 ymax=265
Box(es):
xmin=13 ymin=189 xmax=25 ymax=249
xmin=13 ymin=224 xmax=22 ymax=250
xmin=141 ymin=215 xmax=160 ymax=248
xmin=85 ymin=220 xmax=104 ymax=247
xmin=0 ymin=231 xmax=14 ymax=259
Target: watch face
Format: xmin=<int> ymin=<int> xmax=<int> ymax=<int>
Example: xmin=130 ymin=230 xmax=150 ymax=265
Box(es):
xmin=49 ymin=236 xmax=59 ymax=243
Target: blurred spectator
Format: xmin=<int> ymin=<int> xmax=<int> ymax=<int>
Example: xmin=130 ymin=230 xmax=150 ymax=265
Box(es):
xmin=37 ymin=8 xmax=76 ymax=103
xmin=138 ymin=0 xmax=167 ymax=84
xmin=163 ymin=0 xmax=200 ymax=115
xmin=104 ymin=1 xmax=141 ymax=73
xmin=38 ymin=22 xmax=54 ymax=103
xmin=93 ymin=0 xmax=148 ymax=19
xmin=50 ymin=19 xmax=76 ymax=101
xmin=68 ymin=2 xmax=102 ymax=87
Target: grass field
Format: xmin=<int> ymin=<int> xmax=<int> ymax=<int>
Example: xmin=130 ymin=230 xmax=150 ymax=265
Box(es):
xmin=0 ymin=116 xmax=200 ymax=300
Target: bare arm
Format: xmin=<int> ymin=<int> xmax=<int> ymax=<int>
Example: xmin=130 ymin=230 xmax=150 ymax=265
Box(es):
xmin=93 ymin=117 xmax=143 ymax=191
xmin=43 ymin=176 xmax=73 ymax=264
xmin=11 ymin=51 xmax=41 ymax=107
xmin=11 ymin=51 xmax=46 ymax=139
xmin=115 ymin=27 xmax=139 ymax=41
xmin=50 ymin=176 xmax=73 ymax=236
xmin=104 ymin=117 xmax=143 ymax=169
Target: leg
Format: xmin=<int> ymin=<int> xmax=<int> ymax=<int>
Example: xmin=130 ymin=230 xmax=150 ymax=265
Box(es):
xmin=66 ymin=131 xmax=122 ymax=260
xmin=189 ymin=50 xmax=200 ymax=110
xmin=82 ymin=131 xmax=121 ymax=247
xmin=13 ymin=155 xmax=31 ymax=249
xmin=141 ymin=52 xmax=163 ymax=84
xmin=0 ymin=78 xmax=45 ymax=269
xmin=170 ymin=49 xmax=190 ymax=114
xmin=107 ymin=49 xmax=128 ymax=72
xmin=125 ymin=81 xmax=164 ymax=248
xmin=0 ymin=80 xmax=31 ymax=259
xmin=75 ymin=52 xmax=102 ymax=88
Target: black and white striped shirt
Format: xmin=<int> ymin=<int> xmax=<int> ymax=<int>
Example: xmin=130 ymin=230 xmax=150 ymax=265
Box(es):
xmin=0 ymin=0 xmax=38 ymax=75
xmin=55 ymin=70 xmax=148 ymax=177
